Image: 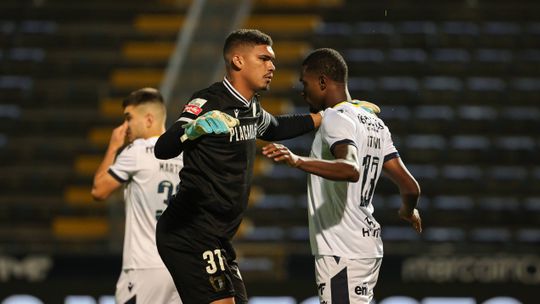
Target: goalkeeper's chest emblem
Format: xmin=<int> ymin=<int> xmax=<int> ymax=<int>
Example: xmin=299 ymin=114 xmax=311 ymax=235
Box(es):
xmin=229 ymin=123 xmax=256 ymax=142
xmin=234 ymin=109 xmax=240 ymax=118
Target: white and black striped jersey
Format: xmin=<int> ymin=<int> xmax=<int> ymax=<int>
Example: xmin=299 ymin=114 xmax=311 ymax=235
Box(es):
xmin=164 ymin=78 xmax=315 ymax=240
xmin=308 ymin=101 xmax=399 ymax=259
xmin=109 ymin=137 xmax=183 ymax=269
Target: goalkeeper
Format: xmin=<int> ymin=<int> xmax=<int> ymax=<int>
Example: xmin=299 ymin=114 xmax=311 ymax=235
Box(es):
xmin=153 ymin=29 xmax=324 ymax=304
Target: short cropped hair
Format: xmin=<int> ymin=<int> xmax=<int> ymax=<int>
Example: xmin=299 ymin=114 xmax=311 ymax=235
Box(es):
xmin=223 ymin=29 xmax=273 ymax=60
xmin=302 ymin=48 xmax=348 ymax=83
xmin=122 ymin=87 xmax=164 ymax=109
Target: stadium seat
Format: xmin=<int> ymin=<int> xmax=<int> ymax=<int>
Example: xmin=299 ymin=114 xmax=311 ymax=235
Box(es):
xmin=470 ymin=228 xmax=512 ymax=243
xmin=424 ymin=227 xmax=466 ymax=242
xmin=133 ymin=14 xmax=185 ymax=34
xmin=52 ymin=216 xmax=109 ymax=239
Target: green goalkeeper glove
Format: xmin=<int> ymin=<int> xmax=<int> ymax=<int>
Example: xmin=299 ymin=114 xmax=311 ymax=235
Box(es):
xmin=181 ymin=110 xmax=240 ymax=142
xmin=352 ymin=100 xmax=381 ymax=114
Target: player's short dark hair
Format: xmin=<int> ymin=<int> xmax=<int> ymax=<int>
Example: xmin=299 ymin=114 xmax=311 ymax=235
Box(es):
xmin=122 ymin=87 xmax=164 ymax=109
xmin=302 ymin=48 xmax=348 ymax=83
xmin=223 ymin=29 xmax=273 ymax=58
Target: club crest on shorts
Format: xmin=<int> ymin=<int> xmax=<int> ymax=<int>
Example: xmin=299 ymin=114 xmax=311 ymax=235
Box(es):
xmin=209 ymin=274 xmax=226 ymax=291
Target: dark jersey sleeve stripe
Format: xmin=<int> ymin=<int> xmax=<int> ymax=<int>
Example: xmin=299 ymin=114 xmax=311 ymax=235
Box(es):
xmin=330 ymin=139 xmax=356 ymax=157
xmin=108 ymin=168 xmax=128 ymax=183
xmin=384 ymin=151 xmax=400 ymax=163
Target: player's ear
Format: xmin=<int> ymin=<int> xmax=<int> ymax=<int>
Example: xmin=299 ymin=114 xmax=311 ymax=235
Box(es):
xmin=145 ymin=113 xmax=154 ymax=128
xmin=318 ymin=75 xmax=327 ymax=91
xmin=231 ymin=54 xmax=243 ymax=71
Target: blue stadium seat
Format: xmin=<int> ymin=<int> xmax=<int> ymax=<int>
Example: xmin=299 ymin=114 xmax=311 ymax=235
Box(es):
xmin=516 ymin=229 xmax=540 ymax=243
xmin=432 ymin=48 xmax=471 ymax=63
xmin=241 ymin=226 xmax=286 ymax=241
xmin=458 ymin=106 xmax=497 ymax=121
xmin=315 ymin=22 xmax=352 ymax=36
xmin=388 ymin=48 xmax=427 ymax=63
xmin=424 ymin=227 xmax=466 ymax=242
xmin=414 ymin=105 xmax=454 ymax=120
xmin=345 ymin=49 xmax=385 ymax=63
xmin=450 ymin=135 xmax=491 ymax=150
xmin=470 ymin=228 xmax=512 ymax=242
xmin=488 ymin=166 xmax=528 ymax=181
xmin=405 ymin=134 xmax=446 ymax=150
xmin=383 ymin=226 xmax=421 ymax=241
xmin=432 ymin=195 xmax=474 ymax=210
xmin=255 ymin=194 xmax=296 ymax=209
xmin=406 ymin=164 xmax=439 ymax=179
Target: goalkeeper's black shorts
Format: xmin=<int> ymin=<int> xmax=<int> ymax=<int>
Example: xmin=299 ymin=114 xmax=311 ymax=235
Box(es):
xmin=156 ymin=202 xmax=248 ymax=304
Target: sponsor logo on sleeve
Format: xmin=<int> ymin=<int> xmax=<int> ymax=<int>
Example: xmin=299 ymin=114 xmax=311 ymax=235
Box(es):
xmin=183 ymin=98 xmax=208 ymax=115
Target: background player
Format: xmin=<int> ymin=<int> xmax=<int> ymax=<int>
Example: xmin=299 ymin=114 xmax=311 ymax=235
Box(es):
xmin=91 ymin=88 xmax=183 ymax=304
xmin=262 ymin=48 xmax=422 ymax=303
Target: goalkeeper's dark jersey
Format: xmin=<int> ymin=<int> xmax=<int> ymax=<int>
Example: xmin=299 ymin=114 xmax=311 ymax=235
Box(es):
xmin=162 ymin=78 xmax=314 ymax=241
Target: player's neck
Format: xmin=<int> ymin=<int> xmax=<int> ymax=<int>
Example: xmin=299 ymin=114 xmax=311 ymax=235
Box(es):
xmin=143 ymin=127 xmax=165 ymax=139
xmin=226 ymin=75 xmax=255 ymax=101
xmin=327 ymin=87 xmax=351 ymax=108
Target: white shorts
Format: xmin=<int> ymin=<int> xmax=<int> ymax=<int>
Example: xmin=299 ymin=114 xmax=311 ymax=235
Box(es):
xmin=315 ymin=255 xmax=382 ymax=304
xmin=115 ymin=268 xmax=182 ymax=304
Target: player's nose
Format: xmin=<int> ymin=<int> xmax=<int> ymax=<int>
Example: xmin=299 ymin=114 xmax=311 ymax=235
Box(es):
xmin=268 ymin=61 xmax=275 ymax=71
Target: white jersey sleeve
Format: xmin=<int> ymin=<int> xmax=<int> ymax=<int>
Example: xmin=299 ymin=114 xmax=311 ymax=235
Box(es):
xmin=320 ymin=108 xmax=358 ymax=152
xmin=109 ymin=144 xmax=138 ymax=182
xmin=382 ymin=127 xmax=399 ymax=162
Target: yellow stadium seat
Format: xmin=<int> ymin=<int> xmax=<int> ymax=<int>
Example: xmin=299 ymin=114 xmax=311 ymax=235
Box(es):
xmin=74 ymin=155 xmax=102 ymax=177
xmin=134 ymin=14 xmax=184 ymax=34
xmin=158 ymin=0 xmax=192 ymax=6
xmin=88 ymin=127 xmax=114 ymax=146
xmin=245 ymin=15 xmax=321 ymax=34
xmin=234 ymin=217 xmax=254 ymax=239
xmin=254 ymin=156 xmax=273 ymax=176
xmin=254 ymin=0 xmax=343 ymax=8
xmin=52 ymin=216 xmax=109 ymax=239
xmin=268 ymin=69 xmax=297 ymax=91
xmin=256 ymin=139 xmax=271 ymax=150
xmin=64 ymin=186 xmax=95 ymax=205
xmin=110 ymin=69 xmax=163 ymax=89
xmin=260 ymin=97 xmax=295 ymax=115
xmin=248 ymin=185 xmax=265 ymax=207
xmin=99 ymin=98 xmax=123 ymax=118
xmin=273 ymin=42 xmax=311 ymax=63
xmin=122 ymin=42 xmax=175 ymax=61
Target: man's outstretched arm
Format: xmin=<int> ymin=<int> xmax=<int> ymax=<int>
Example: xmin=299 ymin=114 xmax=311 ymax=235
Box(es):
xmin=262 ymin=142 xmax=360 ymax=182
xmin=257 ymin=111 xmax=321 ymax=142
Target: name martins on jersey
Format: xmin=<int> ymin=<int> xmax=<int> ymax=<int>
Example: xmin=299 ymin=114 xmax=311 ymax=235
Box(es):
xmin=145 ymin=146 xmax=183 ymax=174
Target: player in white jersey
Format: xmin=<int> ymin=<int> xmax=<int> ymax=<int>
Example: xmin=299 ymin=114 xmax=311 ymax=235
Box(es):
xmin=91 ymin=88 xmax=183 ymax=304
xmin=263 ymin=48 xmax=422 ymax=303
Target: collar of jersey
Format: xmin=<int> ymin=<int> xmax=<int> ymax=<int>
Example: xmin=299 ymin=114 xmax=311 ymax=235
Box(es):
xmin=332 ymin=99 xmax=363 ymax=108
xmin=223 ymin=77 xmax=252 ymax=107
